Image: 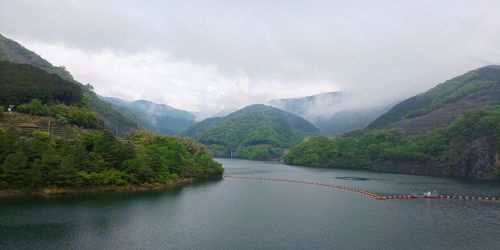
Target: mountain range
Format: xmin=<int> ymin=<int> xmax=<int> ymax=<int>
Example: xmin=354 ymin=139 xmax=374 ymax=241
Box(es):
xmin=269 ymin=91 xmax=390 ymax=135
xmin=0 ymin=34 xmax=386 ymax=137
xmin=100 ymin=97 xmax=195 ymax=135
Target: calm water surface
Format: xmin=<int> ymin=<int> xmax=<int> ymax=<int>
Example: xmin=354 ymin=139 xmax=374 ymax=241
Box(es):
xmin=1 ymin=159 xmax=499 ymax=249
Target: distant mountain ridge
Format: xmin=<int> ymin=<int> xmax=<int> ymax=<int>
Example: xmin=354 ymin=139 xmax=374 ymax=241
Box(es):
xmin=183 ymin=104 xmax=319 ymax=160
xmin=101 ymin=97 xmax=195 ymax=135
xmin=269 ymin=91 xmax=344 ymax=117
xmin=269 ymin=91 xmax=389 ymax=135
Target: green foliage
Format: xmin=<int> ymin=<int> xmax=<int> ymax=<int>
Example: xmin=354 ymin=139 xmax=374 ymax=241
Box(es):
xmin=17 ymin=99 xmax=49 ymax=115
xmin=184 ymin=104 xmax=319 ymax=160
xmin=78 ymin=169 xmax=128 ymax=186
xmin=0 ymin=151 xmax=30 ymax=187
xmin=284 ymin=136 xmax=372 ymax=168
xmin=125 ymin=132 xmax=223 ymax=181
xmin=205 ymin=144 xmax=231 ymax=158
xmin=17 ymin=99 xmax=104 ymax=129
xmin=235 ymin=145 xmax=282 ymax=160
xmin=448 ymin=106 xmax=500 ymax=145
xmin=0 ymin=61 xmax=83 ymax=107
xmin=284 ymin=130 xmax=448 ymax=168
xmin=285 ymin=106 xmax=500 ymax=175
xmin=50 ymin=104 xmax=104 ymax=129
xmin=0 ymin=129 xmax=223 ymax=189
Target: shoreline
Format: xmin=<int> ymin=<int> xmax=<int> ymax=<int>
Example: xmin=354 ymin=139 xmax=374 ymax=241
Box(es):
xmin=0 ymin=177 xmax=219 ymax=198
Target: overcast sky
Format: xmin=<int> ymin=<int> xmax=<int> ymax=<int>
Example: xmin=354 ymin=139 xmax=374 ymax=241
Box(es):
xmin=1 ymin=0 xmax=500 ymax=113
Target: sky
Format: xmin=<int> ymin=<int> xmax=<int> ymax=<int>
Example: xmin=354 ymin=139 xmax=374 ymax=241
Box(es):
xmin=1 ymin=0 xmax=500 ymax=115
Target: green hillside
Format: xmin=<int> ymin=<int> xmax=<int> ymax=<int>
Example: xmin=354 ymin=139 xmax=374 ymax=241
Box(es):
xmin=0 ymin=61 xmax=82 ymax=106
xmin=184 ymin=104 xmax=319 ymax=160
xmin=0 ymin=34 xmax=73 ymax=81
xmin=284 ymin=66 xmax=500 ymax=181
xmin=0 ymin=128 xmax=223 ymax=192
xmin=368 ymin=65 xmax=500 ymax=131
xmin=0 ymin=61 xmax=103 ymax=129
xmin=0 ymin=34 xmax=137 ymax=136
xmin=0 ymin=62 xmax=222 ymax=194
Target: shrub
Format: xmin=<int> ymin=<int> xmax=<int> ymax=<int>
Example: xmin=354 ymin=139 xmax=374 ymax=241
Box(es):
xmin=17 ymin=99 xmax=103 ymax=129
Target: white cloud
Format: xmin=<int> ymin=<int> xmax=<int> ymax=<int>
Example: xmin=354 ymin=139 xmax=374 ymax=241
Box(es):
xmin=1 ymin=0 xmax=500 ymax=114
xmin=22 ymin=41 xmax=338 ymax=114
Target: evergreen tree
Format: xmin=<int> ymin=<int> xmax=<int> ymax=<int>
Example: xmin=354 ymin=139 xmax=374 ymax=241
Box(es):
xmin=0 ymin=151 xmax=29 ymax=187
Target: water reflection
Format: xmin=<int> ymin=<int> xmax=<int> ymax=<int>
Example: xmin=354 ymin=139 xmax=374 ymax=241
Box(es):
xmin=0 ymin=160 xmax=499 ymax=250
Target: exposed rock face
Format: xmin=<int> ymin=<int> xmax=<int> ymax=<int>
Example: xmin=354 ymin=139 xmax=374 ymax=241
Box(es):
xmin=452 ymin=138 xmax=499 ymax=180
xmin=371 ymin=138 xmax=500 ymax=181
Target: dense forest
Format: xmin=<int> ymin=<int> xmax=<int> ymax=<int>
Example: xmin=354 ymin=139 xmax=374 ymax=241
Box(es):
xmin=285 ymin=105 xmax=500 ymax=180
xmin=0 ymin=60 xmax=223 ymax=194
xmin=0 ymin=129 xmax=223 ymax=189
xmin=0 ymin=61 xmax=83 ymax=106
xmin=184 ymin=104 xmax=319 ymax=160
xmin=0 ymin=62 xmax=103 ymax=129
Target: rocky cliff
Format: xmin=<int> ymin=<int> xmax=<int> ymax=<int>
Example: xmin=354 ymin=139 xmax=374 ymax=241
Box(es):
xmin=452 ymin=138 xmax=500 ymax=180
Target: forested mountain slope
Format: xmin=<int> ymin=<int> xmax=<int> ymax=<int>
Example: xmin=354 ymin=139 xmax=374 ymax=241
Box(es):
xmin=0 ymin=34 xmax=137 ymax=135
xmin=184 ymin=104 xmax=319 ymax=160
xmin=285 ymin=66 xmax=500 ymax=181
xmin=0 ymin=62 xmax=222 ymax=195
xmin=101 ymin=97 xmax=195 ymax=135
xmin=368 ymin=65 xmax=500 ymax=132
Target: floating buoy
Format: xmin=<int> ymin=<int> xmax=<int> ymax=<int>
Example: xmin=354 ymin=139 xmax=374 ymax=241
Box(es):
xmin=223 ymin=175 xmax=499 ymax=202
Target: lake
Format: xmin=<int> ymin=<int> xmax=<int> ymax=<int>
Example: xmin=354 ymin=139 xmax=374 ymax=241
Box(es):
xmin=1 ymin=158 xmax=499 ymax=249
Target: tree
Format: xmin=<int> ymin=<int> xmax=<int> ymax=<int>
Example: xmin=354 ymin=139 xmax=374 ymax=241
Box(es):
xmin=52 ymin=156 xmax=80 ymax=186
xmin=0 ymin=151 xmax=30 ymax=187
xmin=17 ymin=99 xmax=49 ymax=115
xmin=93 ymin=131 xmax=134 ymax=168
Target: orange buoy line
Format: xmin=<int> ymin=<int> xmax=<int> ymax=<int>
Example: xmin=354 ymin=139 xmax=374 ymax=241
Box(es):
xmin=223 ymin=175 xmax=500 ymax=202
